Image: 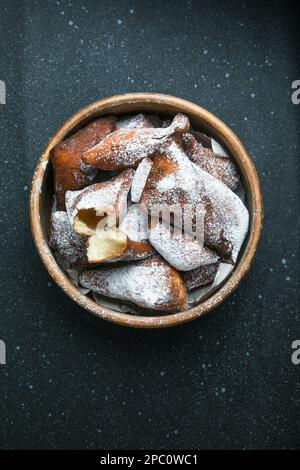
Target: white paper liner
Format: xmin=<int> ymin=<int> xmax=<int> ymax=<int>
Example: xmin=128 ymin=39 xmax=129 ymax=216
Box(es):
xmin=187 ymin=262 xmax=234 ymax=307
xmin=211 ymin=138 xmax=231 ymax=158
xmin=67 ymin=267 xmax=90 ymax=295
xmin=92 ymin=292 xmax=140 ymax=314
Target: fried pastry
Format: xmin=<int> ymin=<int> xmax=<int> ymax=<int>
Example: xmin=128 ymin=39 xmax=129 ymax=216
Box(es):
xmin=65 ymin=172 xmax=154 ymax=263
xmin=51 ymin=116 xmax=116 ymax=209
xmin=82 ymin=113 xmax=190 ymax=170
xmin=140 ymin=138 xmax=249 ymax=261
xmin=49 ymin=109 xmax=250 ymax=315
xmin=182 ymin=133 xmax=240 ymax=191
xmin=181 ymin=262 xmax=220 ymax=290
xmin=79 ymin=255 xmax=187 ymax=311
xmin=49 ymin=211 xmax=88 ymax=267
xmin=191 ymin=129 xmax=212 ymax=148
xmin=65 ymin=170 xmax=133 ymax=263
xmin=164 ymin=120 xmax=211 ymax=148
xmin=84 ymin=227 xmax=153 ymax=264
xmin=130 ymin=157 xmax=153 ymax=203
xmin=105 ymin=205 xmax=154 ymax=262
xmin=66 ymin=169 xmax=134 ymax=231
xmin=119 ymin=204 xmax=149 ymax=244
xmin=149 ymin=221 xmax=219 ymax=271
xmin=116 ymin=113 xmax=153 ymax=130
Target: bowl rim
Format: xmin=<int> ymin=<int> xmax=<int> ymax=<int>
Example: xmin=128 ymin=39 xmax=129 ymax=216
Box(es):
xmin=29 ymin=92 xmax=263 ymax=328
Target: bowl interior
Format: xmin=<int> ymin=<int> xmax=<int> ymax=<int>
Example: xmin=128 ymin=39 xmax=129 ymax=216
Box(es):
xmin=31 ymin=93 xmax=263 ymax=328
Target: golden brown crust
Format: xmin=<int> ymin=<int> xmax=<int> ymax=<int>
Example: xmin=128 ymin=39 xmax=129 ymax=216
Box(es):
xmin=51 ymin=116 xmax=116 ymax=210
xmin=82 ymin=113 xmax=190 ymax=170
xmin=139 ymin=151 xmax=179 ymax=207
xmin=122 ymin=239 xmax=155 ymax=260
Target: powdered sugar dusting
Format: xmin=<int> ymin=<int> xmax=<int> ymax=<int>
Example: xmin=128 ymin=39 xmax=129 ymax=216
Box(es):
xmin=49 ymin=211 xmax=87 ymax=267
xmin=149 ymin=222 xmax=219 ymax=271
xmin=65 ymin=169 xmax=134 ymax=225
xmin=142 ymin=139 xmax=249 ymax=261
xmin=46 ymin=112 xmax=251 ymax=319
xmin=131 ymin=157 xmax=153 ymax=202
xmin=83 ymin=113 xmax=190 ymax=170
xmin=156 ymin=173 xmax=176 ymax=192
xmin=79 ymin=161 xmax=98 ymax=181
xmin=116 ymin=113 xmax=153 ymax=130
xmin=79 ymin=256 xmax=186 ymax=311
xmin=120 ymin=204 xmax=149 ymax=242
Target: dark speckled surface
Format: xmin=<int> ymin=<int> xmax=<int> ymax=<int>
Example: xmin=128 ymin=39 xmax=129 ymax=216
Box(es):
xmin=0 ymin=0 xmax=299 ymax=450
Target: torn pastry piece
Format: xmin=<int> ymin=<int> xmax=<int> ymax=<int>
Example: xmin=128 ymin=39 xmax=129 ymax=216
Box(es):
xmin=119 ymin=204 xmax=149 ymax=244
xmin=84 ymin=228 xmax=128 ymax=264
xmin=66 ymin=169 xmax=134 ymax=232
xmin=131 ymin=157 xmax=153 ymax=203
xmin=65 ymin=169 xmax=134 ymax=263
xmin=181 ymin=262 xmax=220 ymax=290
xmin=49 ymin=211 xmax=88 ymax=268
xmin=65 ymin=172 xmax=154 ymax=264
xmin=181 ymin=133 xmax=240 ymax=191
xmin=86 ymin=228 xmax=153 ymax=264
xmin=116 ymin=113 xmax=153 ymax=130
xmin=51 ymin=116 xmax=116 ymax=210
xmin=141 ymin=138 xmax=249 ymax=261
xmin=82 ymin=113 xmax=190 ymax=170
xmin=79 ymin=255 xmax=187 ymax=311
xmin=149 ymin=221 xmax=219 ymax=271
xmin=86 ymin=205 xmax=154 ymax=264
xmin=106 ymin=205 xmax=154 ymax=262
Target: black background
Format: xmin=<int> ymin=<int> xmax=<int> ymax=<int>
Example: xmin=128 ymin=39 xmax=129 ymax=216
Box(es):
xmin=0 ymin=0 xmax=299 ymax=450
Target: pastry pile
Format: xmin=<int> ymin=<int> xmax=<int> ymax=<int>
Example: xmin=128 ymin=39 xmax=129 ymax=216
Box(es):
xmin=50 ymin=112 xmax=249 ymax=313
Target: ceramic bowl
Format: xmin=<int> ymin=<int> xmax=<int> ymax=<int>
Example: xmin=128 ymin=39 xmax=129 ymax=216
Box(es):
xmin=29 ymin=93 xmax=263 ymax=328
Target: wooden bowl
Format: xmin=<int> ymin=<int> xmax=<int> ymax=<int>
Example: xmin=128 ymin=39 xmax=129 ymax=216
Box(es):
xmin=29 ymin=93 xmax=263 ymax=328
